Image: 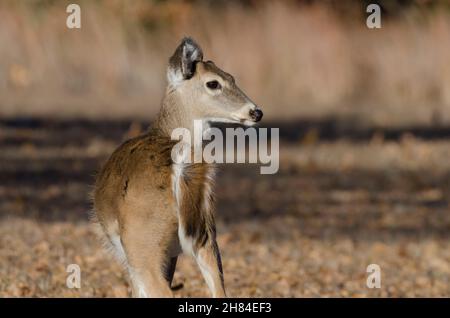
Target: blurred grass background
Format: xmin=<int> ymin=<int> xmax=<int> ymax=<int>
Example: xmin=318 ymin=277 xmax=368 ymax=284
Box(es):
xmin=1 ymin=0 xmax=450 ymax=128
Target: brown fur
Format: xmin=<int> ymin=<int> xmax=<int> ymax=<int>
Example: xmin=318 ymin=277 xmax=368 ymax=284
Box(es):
xmin=93 ymin=37 xmax=261 ymax=298
xmin=178 ymin=163 xmax=216 ymax=247
xmin=93 ymin=126 xmax=224 ymax=297
xmin=94 ymin=129 xmax=179 ymax=295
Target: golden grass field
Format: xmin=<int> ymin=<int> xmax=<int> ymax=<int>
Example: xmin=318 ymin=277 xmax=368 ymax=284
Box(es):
xmin=1 ymin=1 xmax=450 ymax=127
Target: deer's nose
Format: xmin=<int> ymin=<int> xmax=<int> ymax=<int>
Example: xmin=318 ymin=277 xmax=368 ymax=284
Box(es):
xmin=249 ymin=108 xmax=263 ymax=122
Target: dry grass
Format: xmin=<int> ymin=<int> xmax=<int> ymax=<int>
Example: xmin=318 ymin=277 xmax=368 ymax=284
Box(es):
xmin=1 ymin=1 xmax=450 ymax=127
xmin=0 ymin=120 xmax=449 ymax=297
xmin=2 ymin=217 xmax=448 ymax=297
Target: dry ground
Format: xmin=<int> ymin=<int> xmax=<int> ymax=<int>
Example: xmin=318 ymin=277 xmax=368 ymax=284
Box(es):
xmin=0 ymin=119 xmax=449 ymax=297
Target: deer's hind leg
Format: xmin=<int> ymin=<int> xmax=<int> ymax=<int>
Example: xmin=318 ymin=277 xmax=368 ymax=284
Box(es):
xmin=194 ymin=238 xmax=226 ymax=298
xmin=119 ymin=208 xmax=178 ymax=298
xmin=178 ymin=221 xmax=225 ymax=297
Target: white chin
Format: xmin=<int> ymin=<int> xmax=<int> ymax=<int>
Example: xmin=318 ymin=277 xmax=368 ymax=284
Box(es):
xmin=208 ymin=117 xmax=256 ymax=126
xmin=241 ymin=120 xmax=257 ymax=126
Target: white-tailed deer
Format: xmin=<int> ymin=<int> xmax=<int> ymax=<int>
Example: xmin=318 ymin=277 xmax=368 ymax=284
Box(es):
xmin=93 ymin=37 xmax=263 ymax=297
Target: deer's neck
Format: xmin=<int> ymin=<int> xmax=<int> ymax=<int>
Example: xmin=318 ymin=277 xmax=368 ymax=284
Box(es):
xmin=154 ymin=90 xmax=193 ymax=136
xmin=153 ymin=90 xmax=211 ymax=144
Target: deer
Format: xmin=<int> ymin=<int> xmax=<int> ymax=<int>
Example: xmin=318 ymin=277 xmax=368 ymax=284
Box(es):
xmin=92 ymin=37 xmax=263 ymax=298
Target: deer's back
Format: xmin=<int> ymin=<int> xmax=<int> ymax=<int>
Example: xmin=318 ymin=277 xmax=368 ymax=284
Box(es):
xmin=93 ymin=131 xmax=178 ymax=227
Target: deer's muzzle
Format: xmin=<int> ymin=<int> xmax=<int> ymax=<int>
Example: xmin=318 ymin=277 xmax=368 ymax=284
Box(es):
xmin=249 ymin=108 xmax=263 ymax=122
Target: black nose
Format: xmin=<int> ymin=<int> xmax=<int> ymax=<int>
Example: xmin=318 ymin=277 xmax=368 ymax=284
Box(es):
xmin=249 ymin=108 xmax=263 ymax=122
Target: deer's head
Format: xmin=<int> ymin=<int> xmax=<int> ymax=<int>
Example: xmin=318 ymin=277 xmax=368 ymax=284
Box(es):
xmin=166 ymin=37 xmax=263 ymax=127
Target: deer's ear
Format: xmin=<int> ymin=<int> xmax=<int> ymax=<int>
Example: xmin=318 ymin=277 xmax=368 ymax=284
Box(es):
xmin=167 ymin=37 xmax=203 ymax=86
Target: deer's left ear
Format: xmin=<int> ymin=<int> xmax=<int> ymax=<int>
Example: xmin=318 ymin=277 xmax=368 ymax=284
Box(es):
xmin=167 ymin=37 xmax=203 ymax=86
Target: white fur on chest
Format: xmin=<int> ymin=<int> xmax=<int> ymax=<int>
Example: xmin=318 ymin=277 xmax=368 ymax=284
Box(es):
xmin=171 ymin=156 xmax=215 ymax=256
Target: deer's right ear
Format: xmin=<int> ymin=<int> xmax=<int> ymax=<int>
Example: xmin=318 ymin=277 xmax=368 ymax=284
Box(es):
xmin=167 ymin=37 xmax=203 ymax=87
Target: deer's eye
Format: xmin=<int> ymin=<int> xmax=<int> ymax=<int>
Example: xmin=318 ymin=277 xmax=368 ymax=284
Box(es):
xmin=206 ymin=80 xmax=221 ymax=90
